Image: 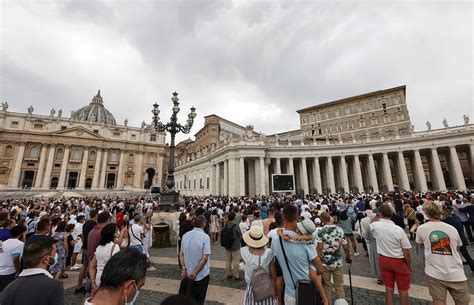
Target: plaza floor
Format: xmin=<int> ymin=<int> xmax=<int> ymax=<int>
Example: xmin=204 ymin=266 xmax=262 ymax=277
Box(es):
xmin=63 ymin=241 xmax=474 ymax=305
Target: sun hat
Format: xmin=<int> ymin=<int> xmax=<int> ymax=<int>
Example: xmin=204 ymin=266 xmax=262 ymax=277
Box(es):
xmin=243 ymin=226 xmax=269 ymax=249
xmin=314 ymin=217 xmax=321 ymax=225
xmin=297 ymin=218 xmax=316 ymax=235
xmin=334 ymin=299 xmax=348 ymax=305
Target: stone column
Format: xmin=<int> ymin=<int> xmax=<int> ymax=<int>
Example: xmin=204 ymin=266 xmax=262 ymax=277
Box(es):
xmin=156 ymin=154 xmax=164 ymax=187
xmin=397 ymin=151 xmax=410 ymax=191
xmin=275 ymin=157 xmax=281 ymax=174
xmin=239 ymin=157 xmax=245 ymax=196
xmin=133 ymin=152 xmax=143 ymax=189
xmin=99 ymin=150 xmax=109 ymax=189
xmin=33 ymin=144 xmax=48 ymax=189
xmin=215 ymin=163 xmax=220 ymax=195
xmin=92 ymin=149 xmax=103 ymax=190
xmin=413 ymin=150 xmax=428 ymax=191
xmin=312 ymin=157 xmax=322 ymax=193
xmin=42 ymin=144 xmax=56 ymax=189
xmin=259 ymin=157 xmax=266 ymax=195
xmin=57 ymin=146 xmax=70 ymax=190
xmin=77 ymin=148 xmax=89 ymax=190
xmin=339 ymin=156 xmax=349 ymax=193
xmin=368 ymin=154 xmax=379 ymax=192
xmin=228 ymin=157 xmax=236 ymax=196
xmin=223 ymin=159 xmax=229 ymax=195
xmin=288 ymin=158 xmax=294 ymax=175
xmin=448 ymin=146 xmax=467 ymax=191
xmin=353 ymin=155 xmax=364 ymax=193
xmin=470 ymin=144 xmax=474 ymax=183
xmin=430 ymin=148 xmax=446 ymax=191
xmin=326 ymin=157 xmax=335 ymax=193
xmin=382 ymin=153 xmax=394 ymax=191
xmin=210 ymin=164 xmax=216 ymax=194
xmin=116 ymin=150 xmax=126 ymax=189
xmin=8 ymin=143 xmax=26 ymax=188
xmin=300 ymin=158 xmax=309 ymax=194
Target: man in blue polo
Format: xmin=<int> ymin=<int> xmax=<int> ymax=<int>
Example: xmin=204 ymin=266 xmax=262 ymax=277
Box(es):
xmin=271 ymin=205 xmax=327 ymax=305
xmin=179 ymin=215 xmax=211 ymax=305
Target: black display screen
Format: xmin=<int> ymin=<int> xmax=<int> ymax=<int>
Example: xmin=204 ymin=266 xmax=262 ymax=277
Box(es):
xmin=272 ymin=174 xmax=295 ymax=192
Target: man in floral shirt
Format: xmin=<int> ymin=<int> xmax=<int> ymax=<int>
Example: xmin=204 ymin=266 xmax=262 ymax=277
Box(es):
xmin=316 ymin=212 xmax=352 ymax=304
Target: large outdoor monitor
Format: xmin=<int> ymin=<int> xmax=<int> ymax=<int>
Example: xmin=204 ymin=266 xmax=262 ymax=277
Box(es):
xmin=272 ymin=174 xmax=295 ymax=192
xmin=150 ymin=186 xmax=161 ymax=194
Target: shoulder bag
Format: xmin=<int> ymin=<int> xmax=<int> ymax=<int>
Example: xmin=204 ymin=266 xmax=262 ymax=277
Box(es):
xmin=279 ymin=236 xmax=322 ymax=305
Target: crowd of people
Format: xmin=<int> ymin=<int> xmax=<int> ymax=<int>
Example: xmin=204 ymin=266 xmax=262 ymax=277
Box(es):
xmin=177 ymin=191 xmax=473 ymax=305
xmin=0 ymin=190 xmax=471 ymax=305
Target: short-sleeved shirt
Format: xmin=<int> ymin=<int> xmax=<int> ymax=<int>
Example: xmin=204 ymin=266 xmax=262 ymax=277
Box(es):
xmin=416 ymin=221 xmax=466 ymax=282
xmin=0 ymin=229 xmax=12 ymax=242
xmin=315 ymin=225 xmax=346 ymax=268
xmin=271 ymin=230 xmax=317 ymax=298
xmin=82 ymin=220 xmax=97 ymax=250
xmin=129 ymin=224 xmax=144 ymax=246
xmin=181 ymin=228 xmax=211 ymax=281
xmin=370 ymin=219 xmax=411 ymax=258
xmin=240 ymin=247 xmax=274 ymax=284
xmin=0 ymin=239 xmax=24 ymax=275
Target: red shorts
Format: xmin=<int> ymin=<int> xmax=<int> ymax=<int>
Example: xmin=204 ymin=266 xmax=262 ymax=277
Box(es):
xmin=379 ymin=255 xmax=411 ymax=291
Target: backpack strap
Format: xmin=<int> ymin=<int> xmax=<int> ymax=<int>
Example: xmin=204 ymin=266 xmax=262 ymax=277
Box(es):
xmin=278 ymin=236 xmax=296 ymax=289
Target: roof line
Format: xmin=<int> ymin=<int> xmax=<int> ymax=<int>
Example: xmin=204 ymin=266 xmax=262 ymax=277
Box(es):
xmin=296 ymin=85 xmax=406 ymax=114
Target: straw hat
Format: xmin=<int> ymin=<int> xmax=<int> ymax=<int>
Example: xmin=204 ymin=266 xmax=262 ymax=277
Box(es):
xmin=243 ymin=226 xmax=269 ymax=248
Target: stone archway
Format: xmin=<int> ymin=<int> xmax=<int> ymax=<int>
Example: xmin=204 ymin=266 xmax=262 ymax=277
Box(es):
xmin=144 ymin=168 xmax=155 ymax=189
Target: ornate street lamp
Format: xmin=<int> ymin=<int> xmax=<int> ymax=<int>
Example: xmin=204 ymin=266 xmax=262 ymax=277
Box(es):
xmin=151 ymin=92 xmax=197 ymax=211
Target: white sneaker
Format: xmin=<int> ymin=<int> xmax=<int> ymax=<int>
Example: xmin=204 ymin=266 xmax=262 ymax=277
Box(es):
xmin=70 ymin=264 xmax=82 ymax=271
xmin=354 ymin=252 xmax=360 ymax=256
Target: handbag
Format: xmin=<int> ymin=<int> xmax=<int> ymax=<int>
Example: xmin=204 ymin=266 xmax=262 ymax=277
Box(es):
xmin=279 ymin=236 xmax=322 ymax=305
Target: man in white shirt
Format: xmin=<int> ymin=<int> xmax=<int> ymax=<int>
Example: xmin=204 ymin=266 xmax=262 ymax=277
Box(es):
xmin=370 ymin=204 xmax=411 ymax=305
xmin=0 ymin=226 xmax=25 ymax=290
xmin=416 ymin=201 xmax=469 ymax=305
xmin=129 ymin=215 xmax=144 ymax=253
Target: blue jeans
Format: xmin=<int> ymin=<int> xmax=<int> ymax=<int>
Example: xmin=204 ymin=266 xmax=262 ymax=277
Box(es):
xmin=130 ymin=244 xmax=143 ymax=253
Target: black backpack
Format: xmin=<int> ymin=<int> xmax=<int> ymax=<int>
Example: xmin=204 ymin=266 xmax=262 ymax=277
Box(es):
xmin=220 ymin=224 xmax=236 ymax=249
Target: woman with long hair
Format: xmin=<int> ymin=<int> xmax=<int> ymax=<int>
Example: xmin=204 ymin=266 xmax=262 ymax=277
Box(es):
xmin=89 ymin=223 xmax=120 ymax=291
xmin=50 ymin=221 xmax=68 ymax=279
xmin=209 ymin=209 xmax=220 ymax=244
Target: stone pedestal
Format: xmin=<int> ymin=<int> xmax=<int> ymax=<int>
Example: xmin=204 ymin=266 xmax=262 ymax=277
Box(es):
xmin=151 ymin=211 xmax=180 ymax=247
xmin=159 ymin=190 xmax=180 ymax=212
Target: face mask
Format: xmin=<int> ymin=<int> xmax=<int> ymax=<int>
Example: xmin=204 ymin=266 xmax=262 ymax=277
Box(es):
xmin=125 ymin=282 xmax=139 ymax=305
xmin=48 ymin=253 xmax=58 ymax=266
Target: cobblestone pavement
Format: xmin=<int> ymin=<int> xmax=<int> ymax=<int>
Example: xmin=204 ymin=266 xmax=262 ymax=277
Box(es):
xmin=64 ymin=288 xmax=224 ymax=305
xmin=150 ymin=240 xmax=474 ymax=294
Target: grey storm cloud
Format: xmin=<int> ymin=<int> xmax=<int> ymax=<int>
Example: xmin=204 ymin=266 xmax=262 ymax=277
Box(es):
xmin=1 ymin=0 xmax=472 ymax=143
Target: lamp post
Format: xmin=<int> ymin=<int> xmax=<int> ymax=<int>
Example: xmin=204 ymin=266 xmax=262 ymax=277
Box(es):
xmin=151 ymin=92 xmax=197 ymax=211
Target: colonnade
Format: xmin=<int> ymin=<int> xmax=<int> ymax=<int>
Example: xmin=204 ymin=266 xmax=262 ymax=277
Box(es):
xmin=177 ymin=143 xmax=472 ymax=196
xmin=6 ymin=143 xmax=162 ymax=191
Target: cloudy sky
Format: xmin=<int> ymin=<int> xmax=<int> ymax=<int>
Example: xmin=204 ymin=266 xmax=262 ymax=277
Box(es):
xmin=1 ymin=0 xmax=472 ymax=143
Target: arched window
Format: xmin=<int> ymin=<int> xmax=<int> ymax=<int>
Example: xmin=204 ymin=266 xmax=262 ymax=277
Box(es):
xmin=88 ymin=151 xmax=96 ymax=161
xmin=110 ymin=151 xmax=118 ymax=162
xmin=29 ymin=146 xmax=40 ymax=158
xmin=55 ymin=148 xmax=64 ymax=160
xmin=128 ymin=153 xmax=134 ymax=163
xmin=3 ymin=145 xmax=12 ymax=158
xmin=72 ymin=148 xmax=81 ymax=160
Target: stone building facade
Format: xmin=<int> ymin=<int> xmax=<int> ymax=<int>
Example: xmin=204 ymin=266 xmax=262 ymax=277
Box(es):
xmin=0 ymin=92 xmax=167 ymax=192
xmin=175 ymin=86 xmax=473 ymax=196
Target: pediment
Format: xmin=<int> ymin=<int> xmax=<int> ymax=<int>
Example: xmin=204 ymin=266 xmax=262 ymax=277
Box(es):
xmin=52 ymin=126 xmax=104 ymax=139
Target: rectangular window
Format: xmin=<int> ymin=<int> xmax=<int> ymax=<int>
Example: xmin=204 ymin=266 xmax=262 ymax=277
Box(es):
xmin=347 ymin=122 xmax=353 ymax=129
xmin=93 ymin=129 xmax=99 ymax=134
xmin=200 ymin=178 xmax=203 ymax=189
xmin=357 ymin=105 xmax=363 ymax=112
xmin=393 ymin=96 xmax=401 ymax=105
xmin=131 ymin=134 xmax=137 ymax=140
xmin=334 ymin=109 xmax=340 ymax=117
xmin=368 ymin=102 xmax=374 ymax=110
xmin=61 ymin=126 xmax=67 ymax=130
xmin=10 ymin=121 xmax=19 ymax=128
xmin=150 ymin=134 xmax=156 ymax=142
xmin=88 ymin=165 xmax=94 ymax=169
xmin=33 ymin=123 xmax=43 ymax=129
xmin=113 ymin=132 xmax=121 ymax=137
xmin=345 ymin=107 xmax=351 ymax=115
xmin=207 ymin=177 xmax=210 ymax=189
xmin=324 ymin=112 xmax=330 ymax=119
xmin=193 ymin=179 xmax=196 ymax=189
xmin=316 ymin=113 xmax=321 ymax=121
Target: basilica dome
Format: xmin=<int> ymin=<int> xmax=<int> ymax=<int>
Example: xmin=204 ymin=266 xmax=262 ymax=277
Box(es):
xmin=71 ymin=91 xmax=117 ymax=125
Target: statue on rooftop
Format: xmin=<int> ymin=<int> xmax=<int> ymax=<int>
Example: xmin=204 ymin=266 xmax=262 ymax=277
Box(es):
xmin=1 ymin=102 xmax=8 ymax=111
xmin=57 ymin=109 xmax=62 ymax=118
xmin=426 ymin=121 xmax=432 ymax=131
xmin=50 ymin=108 xmax=56 ymax=117
xmin=443 ymin=118 xmax=448 ymax=128
xmin=463 ymin=114 xmax=469 ymax=126
xmin=27 ymin=105 xmax=34 ymax=114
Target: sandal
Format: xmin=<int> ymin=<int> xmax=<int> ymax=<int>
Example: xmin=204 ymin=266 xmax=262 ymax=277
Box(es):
xmin=377 ymin=279 xmax=383 ymax=285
